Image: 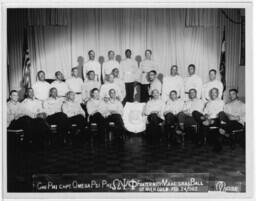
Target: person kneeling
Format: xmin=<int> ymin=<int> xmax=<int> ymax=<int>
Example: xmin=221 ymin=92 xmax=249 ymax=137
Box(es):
xmin=144 ymin=89 xmax=164 ymax=139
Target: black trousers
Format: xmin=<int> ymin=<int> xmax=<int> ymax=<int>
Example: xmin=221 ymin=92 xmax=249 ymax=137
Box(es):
xmin=89 ymin=112 xmax=106 ymax=134
xmin=124 ymin=82 xmax=135 ymax=103
xmin=32 ymin=117 xmax=51 ymax=145
xmin=46 ymin=112 xmax=69 ymax=135
xmin=192 ymin=111 xmax=220 ymax=147
xmin=8 ymin=116 xmax=33 ymax=142
xmin=147 ymin=113 xmax=163 ymax=137
xmin=140 ymin=84 xmax=150 ymax=102
xmin=219 ymin=111 xmax=244 ymax=133
xmin=68 ymin=115 xmax=86 ymax=133
xmin=106 ymin=114 xmax=124 ymax=135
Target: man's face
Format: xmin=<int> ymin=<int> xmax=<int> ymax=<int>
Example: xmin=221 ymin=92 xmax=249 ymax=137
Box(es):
xmin=108 ymin=51 xmax=115 ymax=60
xmin=170 ymin=92 xmax=177 ymax=101
xmin=125 ymin=50 xmax=131 ymax=58
xmin=188 ymin=66 xmax=195 ymax=76
xmin=148 ymin=72 xmax=156 ymax=82
xmin=38 ymin=72 xmax=45 ymax=81
xmin=56 ymin=72 xmax=63 ymax=81
xmin=210 ymin=89 xmax=219 ymax=100
xmin=77 ymin=56 xmax=84 ymax=65
xmin=145 ymin=51 xmax=151 ymax=59
xmin=88 ymin=71 xmax=95 ymax=80
xmin=89 ymin=51 xmax=95 ymax=60
xmin=27 ymin=89 xmax=34 ymax=99
xmin=109 ymin=89 xmax=116 ymax=99
xmin=171 ymin=66 xmax=178 ymax=76
xmin=229 ymin=91 xmax=238 ymax=101
xmin=50 ymin=88 xmax=58 ymax=98
xmin=72 ymin=69 xmax=78 ymax=77
xmin=152 ymin=89 xmax=159 ymax=99
xmin=108 ymin=74 xmax=114 ymax=83
xmin=92 ymin=90 xmax=99 ymax=99
xmin=10 ymin=92 xmax=19 ymax=102
xmin=69 ymin=92 xmax=75 ymax=101
xmin=209 ymin=71 xmax=216 ymax=81
xmin=112 ymin=68 xmax=119 ymax=78
xmin=189 ymin=90 xmax=197 ymax=99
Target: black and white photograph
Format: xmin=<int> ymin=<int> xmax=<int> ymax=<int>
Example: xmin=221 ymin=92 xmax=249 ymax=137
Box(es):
xmin=1 ymin=0 xmax=254 ymax=199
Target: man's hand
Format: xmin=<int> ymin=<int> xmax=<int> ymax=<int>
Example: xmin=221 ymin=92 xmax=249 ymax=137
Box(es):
xmin=37 ymin=112 xmax=47 ymax=119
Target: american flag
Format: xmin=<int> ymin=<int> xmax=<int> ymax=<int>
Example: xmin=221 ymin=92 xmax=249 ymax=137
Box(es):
xmin=219 ymin=27 xmax=226 ymax=92
xmin=22 ymin=28 xmax=31 ymax=89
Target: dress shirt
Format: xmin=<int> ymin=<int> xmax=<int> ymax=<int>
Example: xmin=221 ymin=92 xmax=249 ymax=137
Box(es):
xmin=7 ymin=101 xmax=23 ymax=127
xmin=113 ymin=78 xmax=126 ymax=100
xmin=120 ymin=58 xmax=139 ymax=83
xmin=162 ymin=75 xmax=184 ymax=102
xmin=82 ymin=80 xmax=101 ymax=101
xmin=202 ymin=79 xmax=223 ymax=102
xmin=62 ymin=100 xmax=85 ymax=118
xmin=204 ymin=98 xmax=224 ymax=119
xmin=86 ymin=98 xmax=105 ymax=115
xmin=100 ymin=82 xmax=123 ymax=101
xmin=144 ymin=98 xmax=165 ymax=119
xmin=148 ymin=78 xmax=162 ymax=95
xmin=102 ymin=60 xmax=120 ymax=80
xmin=224 ymin=99 xmax=245 ymax=124
xmin=83 ymin=60 xmax=101 ymax=82
xmin=20 ymin=98 xmax=44 ymax=119
xmin=101 ymin=99 xmax=124 ymax=117
xmin=163 ymin=99 xmax=184 ymax=115
xmin=65 ymin=77 xmax=83 ymax=93
xmin=74 ymin=65 xmax=84 ymax=80
xmin=51 ymin=80 xmax=69 ymax=97
xmin=32 ymin=81 xmax=51 ymax=101
xmin=43 ymin=97 xmax=64 ymax=116
xmin=183 ymin=98 xmax=205 ymax=116
xmin=184 ymin=74 xmax=203 ymax=99
xmin=139 ymin=59 xmax=158 ymax=84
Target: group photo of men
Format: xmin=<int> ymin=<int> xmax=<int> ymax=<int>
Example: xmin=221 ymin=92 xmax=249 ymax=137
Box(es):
xmin=5 ymin=8 xmax=247 ymax=193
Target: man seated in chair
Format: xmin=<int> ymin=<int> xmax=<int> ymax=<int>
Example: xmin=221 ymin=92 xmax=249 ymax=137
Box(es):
xmin=100 ymin=73 xmax=124 ymax=102
xmin=177 ymin=88 xmax=205 ymax=142
xmin=144 ymin=89 xmax=165 ymax=138
xmin=62 ymin=91 xmax=86 ymax=137
xmin=86 ymin=88 xmax=106 ymax=134
xmin=7 ymin=90 xmax=33 ymax=143
xmin=32 ymin=70 xmax=51 ymax=101
xmin=43 ymin=87 xmax=69 ymax=138
xmin=82 ymin=70 xmax=101 ymax=103
xmin=163 ymin=90 xmax=184 ymax=144
xmin=102 ymin=89 xmax=124 ymax=138
xmin=20 ymin=88 xmax=50 ymax=146
xmin=219 ymin=89 xmax=245 ymax=137
xmin=192 ymin=88 xmax=224 ymax=151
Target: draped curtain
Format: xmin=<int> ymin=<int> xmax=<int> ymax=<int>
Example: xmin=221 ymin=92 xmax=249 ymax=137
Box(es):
xmin=7 ymin=8 xmax=242 ymax=93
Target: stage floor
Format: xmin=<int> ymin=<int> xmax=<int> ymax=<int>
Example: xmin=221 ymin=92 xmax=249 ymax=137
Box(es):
xmin=7 ymin=133 xmax=245 ymax=192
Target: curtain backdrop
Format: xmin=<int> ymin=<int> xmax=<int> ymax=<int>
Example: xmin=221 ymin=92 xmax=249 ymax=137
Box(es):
xmin=7 ymin=8 xmax=242 ymax=94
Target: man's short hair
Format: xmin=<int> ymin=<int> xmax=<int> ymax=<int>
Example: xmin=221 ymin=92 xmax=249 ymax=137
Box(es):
xmin=188 ymin=64 xmax=196 ymax=69
xmin=125 ymin=49 xmax=131 ymax=55
xmin=189 ymin=88 xmax=197 ymax=94
xmin=112 ymin=68 xmax=119 ymax=73
xmin=55 ymin=71 xmax=61 ymax=77
xmin=90 ymin=88 xmax=99 ymax=96
xmin=71 ymin=67 xmax=78 ymax=72
xmin=37 ymin=70 xmax=45 ymax=77
xmin=88 ymin=50 xmax=94 ymax=55
xmin=108 ymin=50 xmax=114 ymax=55
xmin=87 ymin=70 xmax=95 ymax=76
xmin=210 ymin=87 xmax=219 ymax=94
xmin=145 ymin=49 xmax=152 ymax=55
xmin=229 ymin=88 xmax=238 ymax=94
xmin=50 ymin=87 xmax=57 ymax=93
xmin=171 ymin=65 xmax=178 ymax=70
xmin=149 ymin=70 xmax=157 ymax=75
xmin=170 ymin=90 xmax=177 ymax=95
xmin=209 ymin=69 xmax=217 ymax=74
xmin=9 ymin=90 xmax=18 ymax=96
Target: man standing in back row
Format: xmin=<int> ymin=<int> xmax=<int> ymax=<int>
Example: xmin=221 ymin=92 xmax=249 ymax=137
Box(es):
xmin=120 ymin=49 xmax=139 ymax=103
xmin=83 ymin=50 xmax=101 ymax=82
